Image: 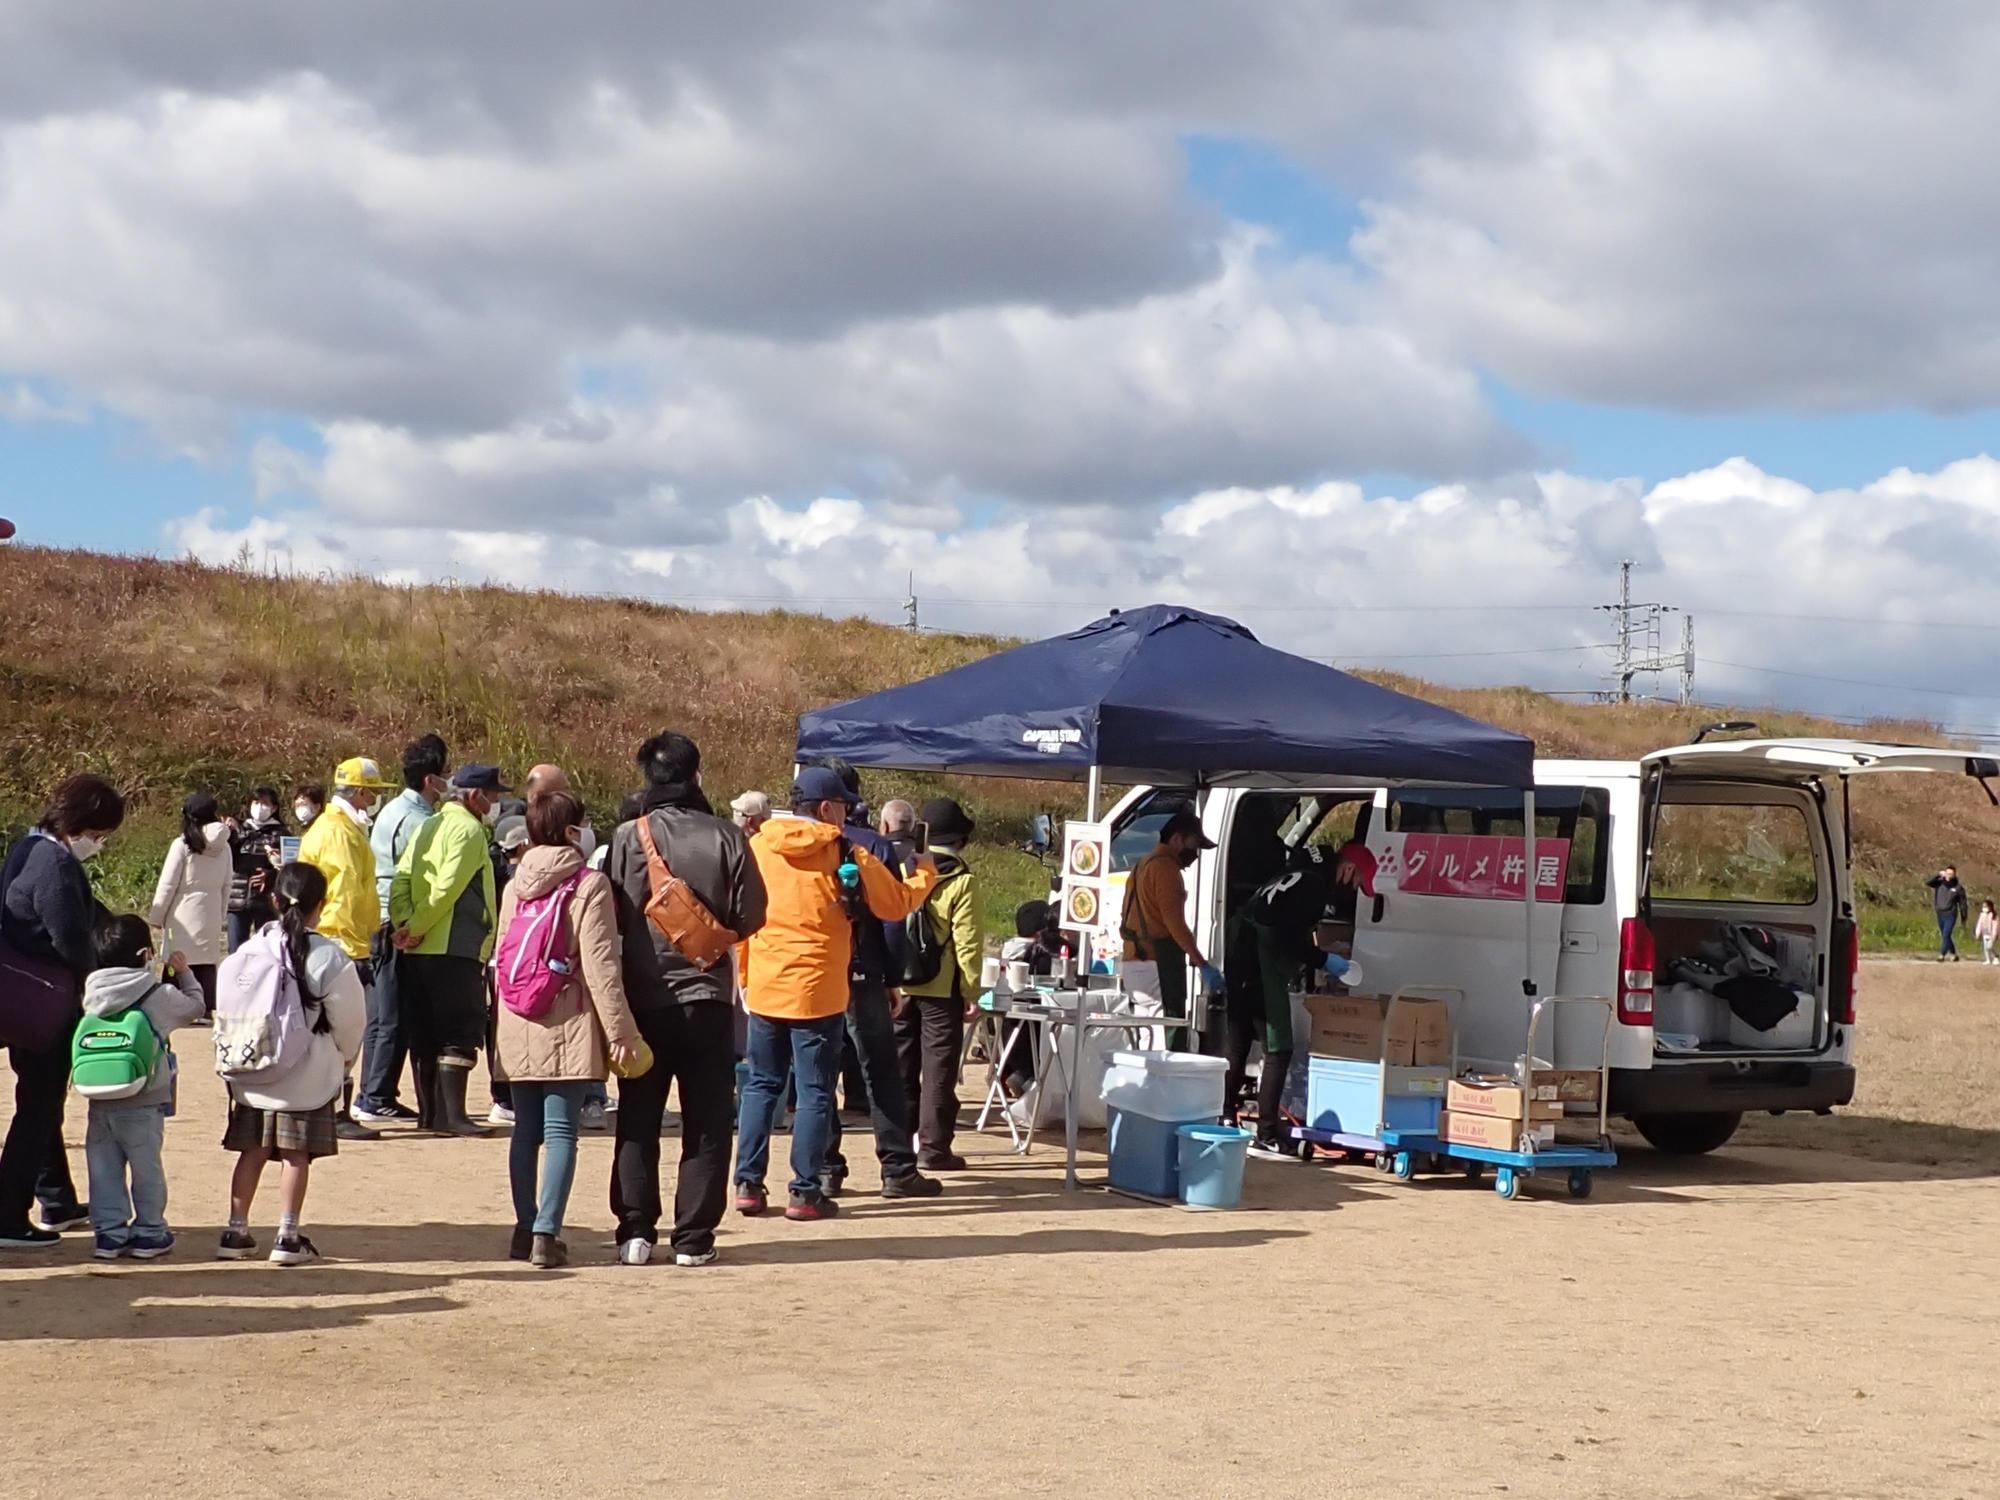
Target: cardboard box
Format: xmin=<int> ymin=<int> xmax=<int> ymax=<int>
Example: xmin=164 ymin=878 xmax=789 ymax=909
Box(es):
xmin=1410 ymin=1001 xmax=1451 ymax=1068
xmin=1532 ymin=1068 xmax=1603 ymax=1105
xmin=1305 ymin=995 xmax=1450 ymax=1066
xmin=1446 ymin=1077 xmax=1565 ymax=1121
xmin=1440 ymin=1111 xmax=1555 ymax=1153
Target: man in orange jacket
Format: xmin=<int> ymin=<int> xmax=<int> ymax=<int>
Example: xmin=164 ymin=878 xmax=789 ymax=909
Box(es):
xmin=734 ymin=768 xmax=938 ymax=1222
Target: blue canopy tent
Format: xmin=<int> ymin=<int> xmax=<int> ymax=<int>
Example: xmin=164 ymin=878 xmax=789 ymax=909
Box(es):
xmin=795 ymin=604 xmax=1540 ymax=1187
xmin=798 ymin=605 xmax=1534 ymax=788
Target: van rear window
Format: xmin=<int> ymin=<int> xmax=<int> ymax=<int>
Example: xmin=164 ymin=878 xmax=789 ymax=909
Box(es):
xmin=1385 ymin=786 xmax=1609 ymax=905
xmin=1650 ymin=801 xmax=1820 ymax=906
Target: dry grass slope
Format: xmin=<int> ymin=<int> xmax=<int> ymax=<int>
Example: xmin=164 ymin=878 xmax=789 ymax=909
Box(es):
xmin=1 ymin=545 xmax=1990 ymax=944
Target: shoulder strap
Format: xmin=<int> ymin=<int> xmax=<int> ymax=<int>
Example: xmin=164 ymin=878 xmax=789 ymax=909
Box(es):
xmin=636 ymin=812 xmax=674 ymax=894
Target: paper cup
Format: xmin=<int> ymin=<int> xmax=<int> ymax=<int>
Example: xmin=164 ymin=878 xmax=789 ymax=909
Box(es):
xmin=980 ymin=956 xmax=1002 ymax=991
xmin=1007 ymin=960 xmax=1032 ymax=992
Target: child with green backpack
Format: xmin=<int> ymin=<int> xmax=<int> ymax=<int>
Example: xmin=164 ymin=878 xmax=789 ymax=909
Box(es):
xmin=75 ymin=914 xmax=206 ymax=1259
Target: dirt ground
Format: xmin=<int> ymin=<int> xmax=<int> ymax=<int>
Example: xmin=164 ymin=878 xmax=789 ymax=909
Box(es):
xmin=4 ymin=962 xmax=1998 ymax=1499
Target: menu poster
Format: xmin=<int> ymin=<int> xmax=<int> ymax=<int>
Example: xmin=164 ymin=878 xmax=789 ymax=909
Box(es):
xmin=1059 ymin=820 xmax=1117 ymax=945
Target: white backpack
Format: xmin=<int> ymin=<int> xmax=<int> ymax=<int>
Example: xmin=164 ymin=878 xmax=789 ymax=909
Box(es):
xmin=213 ymin=925 xmax=314 ymax=1086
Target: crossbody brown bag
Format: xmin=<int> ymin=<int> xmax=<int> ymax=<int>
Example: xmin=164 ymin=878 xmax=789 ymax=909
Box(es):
xmin=635 ymin=814 xmax=739 ymax=971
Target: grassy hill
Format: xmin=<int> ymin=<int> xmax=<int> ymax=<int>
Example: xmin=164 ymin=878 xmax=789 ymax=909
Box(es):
xmin=1 ymin=545 xmax=1987 ymax=949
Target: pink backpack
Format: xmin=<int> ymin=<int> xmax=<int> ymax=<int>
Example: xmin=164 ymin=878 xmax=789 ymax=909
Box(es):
xmin=496 ymin=870 xmax=587 ymax=1020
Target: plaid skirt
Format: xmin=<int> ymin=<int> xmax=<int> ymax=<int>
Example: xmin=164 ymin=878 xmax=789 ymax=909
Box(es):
xmin=222 ymin=1099 xmax=339 ymax=1159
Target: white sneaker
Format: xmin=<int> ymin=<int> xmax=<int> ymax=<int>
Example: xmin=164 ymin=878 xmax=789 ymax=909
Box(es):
xmin=618 ymin=1238 xmax=653 ymax=1266
xmin=580 ymin=1100 xmax=608 ymax=1131
xmin=674 ymin=1248 xmax=718 ymax=1268
xmin=487 ymin=1104 xmax=515 ymax=1126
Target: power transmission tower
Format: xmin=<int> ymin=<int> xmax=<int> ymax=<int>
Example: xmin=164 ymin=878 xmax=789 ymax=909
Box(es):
xmin=1597 ymin=559 xmax=1693 ymax=703
xmin=903 ymin=571 xmax=920 ymax=632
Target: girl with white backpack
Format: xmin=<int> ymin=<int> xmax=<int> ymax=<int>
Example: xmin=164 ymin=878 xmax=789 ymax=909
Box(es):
xmin=214 ymin=863 xmax=365 ymax=1266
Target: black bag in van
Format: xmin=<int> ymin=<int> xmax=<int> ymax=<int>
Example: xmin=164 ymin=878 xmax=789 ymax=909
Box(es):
xmin=1715 ymin=974 xmax=1800 ymax=1032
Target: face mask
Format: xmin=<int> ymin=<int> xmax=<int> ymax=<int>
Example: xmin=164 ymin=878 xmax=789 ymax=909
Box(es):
xmin=572 ymin=824 xmax=598 ymax=861
xmin=68 ymin=834 xmax=105 ymax=862
xmin=482 ymin=800 xmax=502 ymax=828
xmin=345 ymin=798 xmax=375 ymax=828
xmin=1177 ymin=848 xmax=1200 ymax=870
xmin=294 ymin=803 xmax=315 ymax=823
xmin=249 ymin=803 xmax=274 ymax=824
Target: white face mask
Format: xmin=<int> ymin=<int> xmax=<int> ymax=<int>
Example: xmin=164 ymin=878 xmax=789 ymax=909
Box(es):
xmin=482 ymin=800 xmax=502 ymax=828
xmin=294 ymin=802 xmax=316 ymax=823
xmin=343 ymin=796 xmax=375 ymax=828
xmin=249 ymin=803 xmax=274 ymax=824
xmin=68 ymin=834 xmax=105 ymax=862
xmin=572 ymin=824 xmax=598 ymax=861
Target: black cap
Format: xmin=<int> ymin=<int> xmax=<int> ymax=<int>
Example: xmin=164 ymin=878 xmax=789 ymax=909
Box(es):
xmin=451 ymin=763 xmax=513 ymax=794
xmin=920 ymin=796 xmax=976 ymax=846
xmin=1160 ymin=808 xmax=1216 ymax=849
xmin=792 ymin=766 xmax=858 ymax=807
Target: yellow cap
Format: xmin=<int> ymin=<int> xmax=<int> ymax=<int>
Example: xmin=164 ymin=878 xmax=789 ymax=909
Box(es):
xmin=332 ymin=756 xmax=396 ymax=791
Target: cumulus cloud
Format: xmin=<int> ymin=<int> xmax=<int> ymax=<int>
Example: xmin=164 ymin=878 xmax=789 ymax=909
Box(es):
xmin=166 ymin=453 xmax=2000 ymax=732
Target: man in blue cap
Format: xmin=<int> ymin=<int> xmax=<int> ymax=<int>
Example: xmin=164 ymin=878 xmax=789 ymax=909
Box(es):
xmin=390 ymin=763 xmax=510 ymax=1136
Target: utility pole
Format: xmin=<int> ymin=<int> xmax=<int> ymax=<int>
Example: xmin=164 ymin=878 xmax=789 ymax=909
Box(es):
xmin=903 ymin=571 xmax=920 ymax=632
xmin=1679 ymin=614 xmax=1696 ymax=707
xmin=1598 ymin=559 xmax=1693 ymax=704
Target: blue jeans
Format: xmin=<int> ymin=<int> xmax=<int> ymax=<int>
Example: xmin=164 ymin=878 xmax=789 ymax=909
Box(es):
xmin=86 ymin=1105 xmax=168 ymax=1244
xmin=735 ymin=1013 xmax=845 ymax=1199
xmin=508 ymin=1081 xmax=587 ymax=1236
xmin=1941 ymin=911 xmax=1960 ymax=957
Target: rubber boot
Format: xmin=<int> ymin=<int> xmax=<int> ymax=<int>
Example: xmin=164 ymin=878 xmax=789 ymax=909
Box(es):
xmin=436 ymin=1055 xmax=492 ymax=1138
xmin=412 ymin=1054 xmax=441 ymax=1133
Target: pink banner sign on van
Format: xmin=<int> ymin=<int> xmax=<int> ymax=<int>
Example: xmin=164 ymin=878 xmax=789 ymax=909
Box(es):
xmin=1386 ymin=833 xmax=1569 ymax=902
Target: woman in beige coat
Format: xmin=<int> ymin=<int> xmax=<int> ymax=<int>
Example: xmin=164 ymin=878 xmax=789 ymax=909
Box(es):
xmin=493 ymin=790 xmax=641 ymax=1268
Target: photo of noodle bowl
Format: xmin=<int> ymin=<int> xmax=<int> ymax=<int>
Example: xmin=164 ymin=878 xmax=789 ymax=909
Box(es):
xmin=1069 ymin=841 xmax=1102 ymax=877
xmin=1065 ymin=885 xmax=1099 ymax=924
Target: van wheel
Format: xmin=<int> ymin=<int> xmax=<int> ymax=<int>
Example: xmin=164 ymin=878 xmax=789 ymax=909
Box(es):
xmin=1632 ymin=1111 xmax=1743 ymax=1155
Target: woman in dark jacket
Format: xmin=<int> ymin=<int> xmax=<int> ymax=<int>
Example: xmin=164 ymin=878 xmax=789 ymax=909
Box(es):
xmin=0 ymin=773 xmax=125 ymax=1246
xmin=228 ymin=785 xmax=287 ymax=954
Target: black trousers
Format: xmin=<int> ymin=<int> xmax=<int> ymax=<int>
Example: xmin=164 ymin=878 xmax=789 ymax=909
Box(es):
xmin=612 ymin=1000 xmax=735 ymax=1256
xmin=895 ymin=989 xmax=965 ymax=1162
xmin=825 ymin=981 xmax=919 ymax=1180
xmin=0 ymin=1040 xmax=79 ymax=1229
xmin=400 ymin=954 xmax=487 ymax=1060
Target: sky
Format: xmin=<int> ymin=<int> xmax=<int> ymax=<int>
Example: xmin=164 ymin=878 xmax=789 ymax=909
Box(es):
xmin=4 ymin=1 xmax=2000 ymax=731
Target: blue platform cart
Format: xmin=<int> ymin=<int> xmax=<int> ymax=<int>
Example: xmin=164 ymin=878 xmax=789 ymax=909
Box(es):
xmin=1288 ymin=988 xmax=1461 ymax=1178
xmin=1431 ymin=995 xmax=1618 ymax=1200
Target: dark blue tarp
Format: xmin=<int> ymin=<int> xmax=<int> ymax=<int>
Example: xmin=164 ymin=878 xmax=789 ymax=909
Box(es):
xmin=797 ymin=605 xmax=1534 ymax=788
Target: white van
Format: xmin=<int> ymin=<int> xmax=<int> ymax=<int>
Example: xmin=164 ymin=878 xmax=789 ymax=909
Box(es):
xmin=1105 ymin=739 xmax=1986 ymax=1154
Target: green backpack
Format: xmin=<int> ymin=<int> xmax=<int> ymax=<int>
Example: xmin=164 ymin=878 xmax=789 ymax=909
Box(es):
xmin=71 ymin=1006 xmax=164 ymax=1102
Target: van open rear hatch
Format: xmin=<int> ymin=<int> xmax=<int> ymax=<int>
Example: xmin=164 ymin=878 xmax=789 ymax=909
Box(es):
xmin=1635 ymin=740 xmax=1995 ymax=1060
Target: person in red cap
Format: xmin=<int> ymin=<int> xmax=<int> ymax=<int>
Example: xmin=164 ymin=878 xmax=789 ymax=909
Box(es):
xmin=1223 ymin=841 xmax=1374 ymax=1160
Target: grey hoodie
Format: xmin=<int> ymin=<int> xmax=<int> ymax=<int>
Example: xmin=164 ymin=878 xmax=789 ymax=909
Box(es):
xmin=80 ymin=964 xmax=207 ymax=1110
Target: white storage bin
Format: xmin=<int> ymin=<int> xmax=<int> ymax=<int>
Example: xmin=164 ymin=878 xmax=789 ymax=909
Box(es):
xmin=1100 ymin=1050 xmax=1227 ymax=1123
xmin=1654 ymin=983 xmax=1727 ymax=1041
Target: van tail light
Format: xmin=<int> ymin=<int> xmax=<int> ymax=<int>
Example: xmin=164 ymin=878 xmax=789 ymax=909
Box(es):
xmin=1618 ymin=917 xmax=1656 ymax=1025
xmin=1832 ymin=917 xmax=1859 ymax=1025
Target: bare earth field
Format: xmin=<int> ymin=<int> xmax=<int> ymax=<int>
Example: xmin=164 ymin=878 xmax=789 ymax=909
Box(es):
xmin=4 ymin=961 xmax=1998 ymax=1499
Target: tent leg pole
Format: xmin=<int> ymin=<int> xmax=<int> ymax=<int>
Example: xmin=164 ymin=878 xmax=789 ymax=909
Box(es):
xmin=1066 ymin=768 xmax=1102 ymax=1191
xmin=1522 ymin=788 xmax=1538 ymax=1007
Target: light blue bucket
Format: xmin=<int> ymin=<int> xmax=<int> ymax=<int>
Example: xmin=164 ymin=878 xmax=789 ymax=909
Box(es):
xmin=1175 ymin=1123 xmax=1252 ymax=1209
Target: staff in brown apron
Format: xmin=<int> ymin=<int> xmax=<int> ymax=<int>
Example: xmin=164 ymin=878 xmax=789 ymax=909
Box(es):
xmin=1118 ymin=808 xmax=1221 ymax=1050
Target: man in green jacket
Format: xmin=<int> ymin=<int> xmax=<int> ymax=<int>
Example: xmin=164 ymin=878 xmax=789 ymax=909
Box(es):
xmin=896 ymin=798 xmax=984 ymax=1172
xmin=389 ymin=763 xmax=509 ymax=1136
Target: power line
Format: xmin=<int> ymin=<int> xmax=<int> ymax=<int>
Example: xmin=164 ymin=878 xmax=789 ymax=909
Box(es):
xmin=1703 ymin=658 xmax=2000 ymax=703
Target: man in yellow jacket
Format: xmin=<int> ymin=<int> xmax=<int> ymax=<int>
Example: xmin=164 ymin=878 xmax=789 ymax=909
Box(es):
xmin=735 ymin=767 xmax=937 ymax=1222
xmin=297 ymin=755 xmax=395 ymax=1138
xmin=390 ymin=763 xmax=509 ymax=1137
